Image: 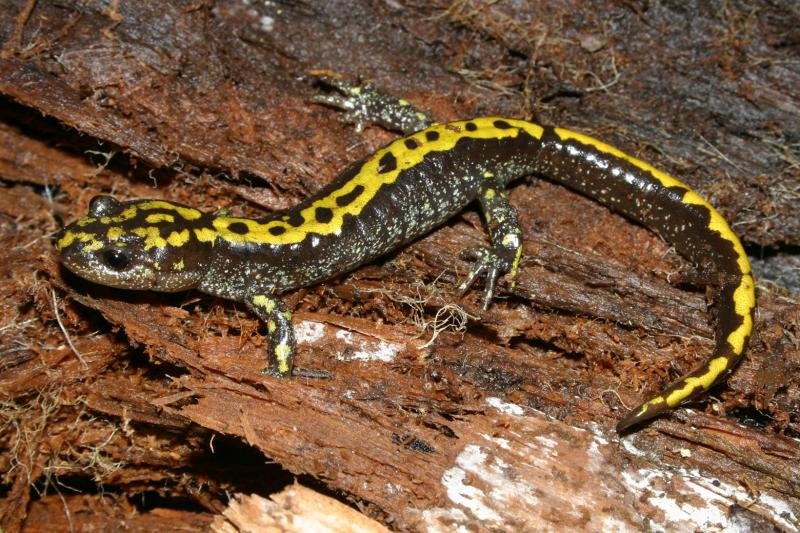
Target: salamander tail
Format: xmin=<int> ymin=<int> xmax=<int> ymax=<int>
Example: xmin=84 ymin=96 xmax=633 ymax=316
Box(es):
xmin=616 ymin=275 xmax=755 ymax=433
xmin=615 ymin=353 xmax=734 ymax=432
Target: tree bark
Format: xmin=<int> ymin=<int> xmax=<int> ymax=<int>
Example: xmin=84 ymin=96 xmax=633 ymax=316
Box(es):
xmin=0 ymin=1 xmax=798 ymax=531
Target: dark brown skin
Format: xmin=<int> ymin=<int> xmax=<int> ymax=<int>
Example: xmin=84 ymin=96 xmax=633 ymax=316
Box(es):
xmin=56 ymin=85 xmax=755 ymax=431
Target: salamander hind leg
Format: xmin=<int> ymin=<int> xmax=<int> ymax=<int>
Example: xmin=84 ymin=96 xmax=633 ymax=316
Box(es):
xmin=247 ymin=294 xmax=297 ymax=377
xmin=458 ymin=178 xmax=524 ymax=310
xmin=312 ymin=75 xmax=432 ymax=135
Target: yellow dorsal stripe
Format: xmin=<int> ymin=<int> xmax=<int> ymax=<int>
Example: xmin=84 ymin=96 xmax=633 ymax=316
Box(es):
xmin=727 ymin=274 xmax=755 ymax=354
xmin=554 ymin=128 xmax=750 ymax=274
xmin=555 ymin=127 xmax=756 ymax=415
xmin=206 ymin=118 xmax=544 ymax=246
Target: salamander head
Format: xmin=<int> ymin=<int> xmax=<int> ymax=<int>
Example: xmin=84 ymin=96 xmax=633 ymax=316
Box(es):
xmin=56 ymin=195 xmax=214 ymax=292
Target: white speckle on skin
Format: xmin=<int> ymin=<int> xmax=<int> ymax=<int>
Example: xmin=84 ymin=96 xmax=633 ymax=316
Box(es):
xmin=259 ymin=15 xmax=274 ymax=31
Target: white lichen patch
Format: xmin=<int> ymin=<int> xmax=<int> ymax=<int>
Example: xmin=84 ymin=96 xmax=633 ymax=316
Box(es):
xmin=296 ymin=321 xmax=402 ymax=362
xmin=533 ymin=435 xmax=559 ymax=454
xmin=620 ymin=466 xmax=798 ymax=532
xmin=406 ymin=405 xmax=797 ymax=531
xmin=294 ymin=320 xmax=326 ymax=344
xmin=441 ymin=443 xmax=544 ymax=524
xmin=334 ymin=329 xmax=401 ymax=362
xmin=485 ymin=396 xmax=524 ymax=416
xmin=441 ymin=461 xmax=501 ymax=521
xmin=619 ymin=433 xmax=651 ymax=458
xmin=481 ymin=434 xmax=511 ymax=450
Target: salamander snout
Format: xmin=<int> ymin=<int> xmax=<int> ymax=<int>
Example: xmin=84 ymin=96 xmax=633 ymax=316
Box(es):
xmin=55 ymin=196 xmax=211 ymax=292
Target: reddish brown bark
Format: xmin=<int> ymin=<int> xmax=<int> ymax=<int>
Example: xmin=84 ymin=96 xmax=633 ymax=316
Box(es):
xmin=0 ymin=1 xmax=798 ymax=531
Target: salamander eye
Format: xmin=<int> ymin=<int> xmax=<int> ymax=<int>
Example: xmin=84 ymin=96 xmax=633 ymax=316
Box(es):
xmin=102 ymin=249 xmax=130 ymax=271
xmin=89 ymin=195 xmax=120 ymax=217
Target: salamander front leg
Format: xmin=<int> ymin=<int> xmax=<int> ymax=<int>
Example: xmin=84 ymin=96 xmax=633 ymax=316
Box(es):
xmin=459 ymin=178 xmax=524 ymax=309
xmin=247 ymin=294 xmax=297 ymax=377
xmin=312 ymin=75 xmax=432 ymax=135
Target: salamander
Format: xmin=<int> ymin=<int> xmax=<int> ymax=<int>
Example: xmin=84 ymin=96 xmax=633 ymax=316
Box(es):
xmin=56 ymin=80 xmax=756 ymax=432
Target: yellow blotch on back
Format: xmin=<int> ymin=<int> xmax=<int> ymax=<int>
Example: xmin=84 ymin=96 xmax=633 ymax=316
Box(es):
xmin=194 ymin=227 xmax=218 ymax=245
xmin=252 ymin=295 xmax=277 ymax=312
xmin=212 ymin=218 xmax=265 ymax=243
xmin=274 ymin=343 xmax=293 ymax=374
xmin=166 ymin=229 xmax=191 ymax=247
xmin=680 ymin=190 xmax=750 ymax=274
xmin=635 ymin=355 xmax=731 ymax=417
xmin=132 ymin=227 xmax=167 ymax=250
xmin=56 ymin=231 xmax=77 ymax=250
xmin=666 ymin=356 xmax=731 ymax=407
xmin=145 ymin=213 xmax=176 ymax=224
xmin=138 ymin=200 xmax=201 ymax=221
xmin=106 ymin=227 xmax=125 ymax=241
xmin=100 ymin=206 xmax=138 ymax=225
xmin=57 ymin=230 xmax=96 ymax=251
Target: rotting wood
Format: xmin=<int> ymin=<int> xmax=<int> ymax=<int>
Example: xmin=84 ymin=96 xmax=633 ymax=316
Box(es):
xmin=0 ymin=1 xmax=798 ymax=531
xmin=211 ymin=485 xmax=390 ymax=533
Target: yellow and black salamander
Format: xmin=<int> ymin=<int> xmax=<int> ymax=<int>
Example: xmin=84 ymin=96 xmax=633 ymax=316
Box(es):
xmin=56 ymin=80 xmax=755 ymax=432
